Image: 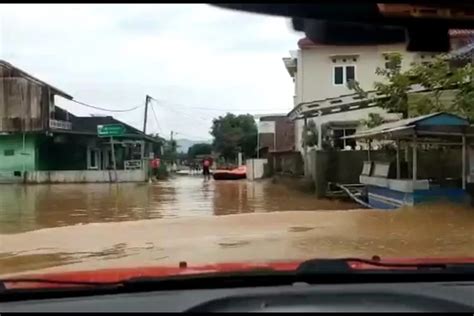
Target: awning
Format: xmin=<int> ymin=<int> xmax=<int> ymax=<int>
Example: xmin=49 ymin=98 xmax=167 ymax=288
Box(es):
xmin=342 ymin=112 xmax=470 ymax=140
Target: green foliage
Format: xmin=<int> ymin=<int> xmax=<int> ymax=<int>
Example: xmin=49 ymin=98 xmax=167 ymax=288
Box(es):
xmin=188 ymin=143 xmax=212 ymax=159
xmin=348 ymin=52 xmax=474 ymax=120
xmin=210 ymin=113 xmax=257 ymax=161
xmin=154 ymin=161 xmax=169 ymax=179
xmin=362 ymin=113 xmax=385 ymax=128
xmin=148 ymin=133 xmax=164 ymax=158
xmin=162 ymin=139 xmax=177 ymax=163
xmin=373 ymin=52 xmax=411 ymax=118
xmin=301 ymin=120 xmax=331 ymax=149
xmin=301 ymin=120 xmax=318 ymax=147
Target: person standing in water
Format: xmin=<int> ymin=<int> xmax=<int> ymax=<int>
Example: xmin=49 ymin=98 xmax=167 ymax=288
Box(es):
xmin=202 ymin=157 xmax=211 ymax=179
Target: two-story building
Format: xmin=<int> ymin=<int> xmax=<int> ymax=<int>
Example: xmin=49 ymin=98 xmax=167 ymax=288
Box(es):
xmin=255 ymin=114 xmax=301 ymax=175
xmin=283 ymin=30 xmax=474 ymax=155
xmin=0 ymin=60 xmax=162 ymax=183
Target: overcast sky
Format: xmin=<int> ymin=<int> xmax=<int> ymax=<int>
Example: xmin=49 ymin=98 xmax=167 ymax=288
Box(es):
xmin=0 ymin=4 xmax=301 ymax=140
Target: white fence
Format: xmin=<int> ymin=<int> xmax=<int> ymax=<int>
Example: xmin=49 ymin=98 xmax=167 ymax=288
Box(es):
xmin=246 ymin=159 xmax=268 ymax=181
xmin=0 ymin=169 xmax=147 ymax=184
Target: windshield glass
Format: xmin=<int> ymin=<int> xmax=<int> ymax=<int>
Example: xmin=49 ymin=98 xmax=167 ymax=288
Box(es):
xmin=1 ymin=3 xmax=474 ymax=282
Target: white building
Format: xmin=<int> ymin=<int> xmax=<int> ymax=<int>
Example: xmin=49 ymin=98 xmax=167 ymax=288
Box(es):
xmin=283 ymin=32 xmax=474 ymax=154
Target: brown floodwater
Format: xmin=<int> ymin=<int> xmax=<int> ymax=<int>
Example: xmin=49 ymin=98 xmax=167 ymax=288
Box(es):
xmin=0 ymin=176 xmax=356 ymax=234
xmin=1 ymin=176 xmax=474 ymax=277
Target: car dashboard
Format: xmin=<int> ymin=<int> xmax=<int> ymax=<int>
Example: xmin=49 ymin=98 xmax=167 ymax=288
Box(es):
xmin=1 ymin=281 xmax=474 ymax=312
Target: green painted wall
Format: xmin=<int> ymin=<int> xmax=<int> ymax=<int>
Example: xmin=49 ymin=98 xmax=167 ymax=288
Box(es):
xmin=0 ymin=134 xmax=37 ymax=171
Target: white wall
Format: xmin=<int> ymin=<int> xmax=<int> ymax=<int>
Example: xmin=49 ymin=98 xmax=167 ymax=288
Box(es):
xmin=25 ymin=170 xmax=147 ymax=183
xmin=296 ymin=43 xmax=418 ymax=103
xmin=287 ymin=42 xmax=424 ymax=154
xmin=246 ymin=159 xmax=267 ymax=180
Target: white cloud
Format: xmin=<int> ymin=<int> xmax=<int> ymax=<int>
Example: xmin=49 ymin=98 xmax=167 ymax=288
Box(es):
xmin=0 ymin=4 xmax=302 ymax=139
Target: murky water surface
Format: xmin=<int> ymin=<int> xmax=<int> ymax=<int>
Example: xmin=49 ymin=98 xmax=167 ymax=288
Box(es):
xmin=1 ymin=176 xmax=473 ymax=277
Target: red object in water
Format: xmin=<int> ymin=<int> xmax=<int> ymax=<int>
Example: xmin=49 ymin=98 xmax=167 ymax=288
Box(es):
xmin=5 ymin=257 xmax=474 ymax=290
xmin=213 ymin=166 xmax=247 ymax=180
xmin=150 ymin=158 xmax=160 ymax=169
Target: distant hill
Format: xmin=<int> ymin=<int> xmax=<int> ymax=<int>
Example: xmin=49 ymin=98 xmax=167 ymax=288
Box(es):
xmin=175 ymin=138 xmax=212 ymax=153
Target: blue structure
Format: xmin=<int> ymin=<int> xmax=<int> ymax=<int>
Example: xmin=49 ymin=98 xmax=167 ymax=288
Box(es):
xmin=345 ymin=112 xmax=472 ymax=209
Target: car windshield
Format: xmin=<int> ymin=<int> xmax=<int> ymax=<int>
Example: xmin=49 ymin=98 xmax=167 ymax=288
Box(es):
xmin=1 ymin=3 xmax=474 ymax=284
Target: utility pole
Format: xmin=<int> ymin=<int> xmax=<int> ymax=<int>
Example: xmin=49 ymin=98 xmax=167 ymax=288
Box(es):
xmin=143 ymin=95 xmax=150 ymax=134
xmin=170 ymin=130 xmax=174 ymax=142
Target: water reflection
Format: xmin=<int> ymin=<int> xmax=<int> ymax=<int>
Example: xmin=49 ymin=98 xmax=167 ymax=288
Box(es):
xmin=4 ymin=177 xmax=474 ymax=277
xmin=0 ymin=177 xmax=356 ymax=234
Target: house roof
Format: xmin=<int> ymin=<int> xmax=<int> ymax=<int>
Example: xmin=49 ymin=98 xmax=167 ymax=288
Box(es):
xmin=0 ymin=60 xmax=72 ymax=100
xmin=343 ymin=112 xmax=469 ymax=140
xmin=298 ymin=29 xmax=474 ymax=49
xmin=51 ymin=106 xmax=163 ymax=143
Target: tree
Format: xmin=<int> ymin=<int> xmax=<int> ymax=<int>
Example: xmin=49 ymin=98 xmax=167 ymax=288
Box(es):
xmin=362 ymin=112 xmax=385 ymax=128
xmin=301 ymin=120 xmax=331 ymax=149
xmin=347 ymin=52 xmax=412 ymax=118
xmin=188 ymin=143 xmax=212 ymax=159
xmin=210 ymin=113 xmax=257 ymax=161
xmin=348 ymin=52 xmax=474 ymax=120
xmin=162 ymin=139 xmax=178 ymax=163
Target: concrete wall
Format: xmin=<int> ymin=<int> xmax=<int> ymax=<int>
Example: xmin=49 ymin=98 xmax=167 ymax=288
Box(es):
xmin=296 ymin=43 xmax=418 ymax=103
xmin=26 ymin=169 xmax=147 ymax=183
xmin=0 ymin=134 xmax=37 ymax=172
xmin=246 ymin=159 xmax=267 ymax=180
xmin=273 ymin=151 xmax=304 ymax=176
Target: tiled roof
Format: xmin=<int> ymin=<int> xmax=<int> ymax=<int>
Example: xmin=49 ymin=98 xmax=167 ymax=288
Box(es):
xmin=298 ymin=29 xmax=474 ymax=49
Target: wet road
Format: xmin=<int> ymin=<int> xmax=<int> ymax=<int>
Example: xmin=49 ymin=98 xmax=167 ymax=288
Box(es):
xmin=0 ymin=176 xmax=356 ymax=234
xmin=1 ymin=176 xmax=474 ymax=277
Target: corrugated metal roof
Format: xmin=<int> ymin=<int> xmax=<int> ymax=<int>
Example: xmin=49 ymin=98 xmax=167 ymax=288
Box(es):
xmin=0 ymin=60 xmax=72 ymax=100
xmin=345 ymin=112 xmax=468 ymax=139
xmin=52 ymin=106 xmax=162 ymax=143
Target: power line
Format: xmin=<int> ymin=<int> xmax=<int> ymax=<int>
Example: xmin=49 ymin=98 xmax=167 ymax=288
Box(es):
xmin=71 ymin=99 xmax=143 ymax=113
xmin=152 ymin=99 xmax=210 ymax=123
xmin=149 ymin=97 xmax=289 ymax=113
xmin=150 ymin=102 xmax=163 ymax=134
xmin=173 ymin=131 xmax=211 ymax=141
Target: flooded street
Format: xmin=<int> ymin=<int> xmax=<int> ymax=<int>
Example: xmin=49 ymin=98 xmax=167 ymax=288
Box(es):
xmin=0 ymin=176 xmax=356 ymax=234
xmin=1 ymin=176 xmax=474 ymax=277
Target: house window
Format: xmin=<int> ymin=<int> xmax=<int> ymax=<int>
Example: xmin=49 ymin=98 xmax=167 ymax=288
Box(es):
xmin=4 ymin=149 xmax=14 ymax=156
xmin=333 ymin=65 xmax=356 ymax=85
xmin=334 ymin=66 xmax=344 ymax=85
xmin=333 ymin=128 xmax=356 ymax=149
xmin=346 ymin=66 xmax=355 ymax=82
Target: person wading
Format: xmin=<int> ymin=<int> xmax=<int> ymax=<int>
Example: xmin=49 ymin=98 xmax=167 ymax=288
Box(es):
xmin=202 ymin=157 xmax=211 ymax=179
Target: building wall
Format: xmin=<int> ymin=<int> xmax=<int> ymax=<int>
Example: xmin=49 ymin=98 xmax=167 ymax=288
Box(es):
xmin=294 ymin=107 xmax=401 ymax=153
xmin=288 ymin=42 xmax=425 ymax=154
xmin=296 ymin=43 xmax=419 ymax=103
xmin=259 ymin=116 xmax=295 ymax=153
xmin=26 ymin=169 xmax=147 ymax=183
xmin=0 ymin=61 xmax=51 ymax=132
xmin=0 ymin=134 xmax=37 ymax=172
